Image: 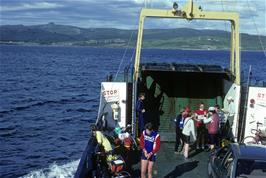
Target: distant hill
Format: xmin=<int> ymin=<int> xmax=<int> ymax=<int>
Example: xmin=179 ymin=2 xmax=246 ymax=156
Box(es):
xmin=0 ymin=23 xmax=265 ymax=50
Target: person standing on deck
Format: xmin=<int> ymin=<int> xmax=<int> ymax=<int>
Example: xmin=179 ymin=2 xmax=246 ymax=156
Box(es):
xmin=194 ymin=103 xmax=208 ymax=150
xmin=90 ymin=125 xmax=113 ymax=161
xmin=215 ymin=104 xmax=225 ymax=129
xmin=140 ymin=122 xmax=160 ymax=178
xmin=204 ymin=107 xmax=220 ymax=151
xmin=215 ymin=104 xmax=225 ymax=143
xmin=174 ymin=108 xmax=187 ymax=153
xmin=182 ymin=110 xmax=197 ymax=160
xmin=137 ymin=93 xmax=146 ymax=134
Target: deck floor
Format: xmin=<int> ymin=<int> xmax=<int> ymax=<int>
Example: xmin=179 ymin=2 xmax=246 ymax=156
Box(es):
xmin=132 ymin=142 xmax=210 ymax=178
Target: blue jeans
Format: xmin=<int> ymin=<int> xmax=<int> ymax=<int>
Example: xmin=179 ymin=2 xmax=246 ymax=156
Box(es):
xmin=138 ymin=115 xmax=144 ymax=133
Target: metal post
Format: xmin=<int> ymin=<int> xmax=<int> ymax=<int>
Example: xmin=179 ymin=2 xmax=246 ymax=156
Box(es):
xmin=132 ymin=12 xmax=145 ymax=138
xmin=230 ymin=21 xmax=235 ymax=76
xmin=234 ymin=17 xmax=241 ymax=85
xmin=240 ymin=65 xmax=252 ymax=141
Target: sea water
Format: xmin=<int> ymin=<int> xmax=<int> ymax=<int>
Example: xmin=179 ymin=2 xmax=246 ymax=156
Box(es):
xmin=0 ymin=45 xmax=265 ymax=178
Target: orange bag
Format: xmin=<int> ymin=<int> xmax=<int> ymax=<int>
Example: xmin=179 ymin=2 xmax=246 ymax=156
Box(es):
xmin=111 ymin=159 xmax=125 ymax=173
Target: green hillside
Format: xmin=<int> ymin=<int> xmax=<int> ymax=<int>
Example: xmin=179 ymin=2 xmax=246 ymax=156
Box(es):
xmin=0 ymin=23 xmax=265 ymax=50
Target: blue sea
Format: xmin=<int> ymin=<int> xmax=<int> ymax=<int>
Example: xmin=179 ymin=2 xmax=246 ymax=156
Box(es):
xmin=0 ymin=45 xmax=265 ymax=178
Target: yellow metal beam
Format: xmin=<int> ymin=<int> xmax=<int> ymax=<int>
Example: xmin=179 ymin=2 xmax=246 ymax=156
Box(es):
xmin=231 ymin=22 xmax=236 ymax=75
xmin=133 ymin=14 xmax=145 ymax=81
xmin=137 ymin=9 xmax=239 ymax=21
xmin=234 ymin=18 xmax=240 ymax=85
xmin=133 ymin=1 xmax=240 ymax=85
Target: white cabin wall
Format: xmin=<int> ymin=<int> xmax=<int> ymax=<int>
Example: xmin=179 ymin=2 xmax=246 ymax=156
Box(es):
xmin=96 ymin=82 xmax=127 ymax=129
xmin=244 ymin=87 xmax=266 ymax=138
xmin=223 ymin=79 xmax=241 ymax=141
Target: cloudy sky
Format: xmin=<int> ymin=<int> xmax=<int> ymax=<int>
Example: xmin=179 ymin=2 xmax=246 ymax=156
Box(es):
xmin=0 ymin=0 xmax=265 ymax=35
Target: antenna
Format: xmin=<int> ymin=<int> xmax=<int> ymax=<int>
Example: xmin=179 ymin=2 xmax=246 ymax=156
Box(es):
xmin=144 ymin=0 xmax=152 ymax=8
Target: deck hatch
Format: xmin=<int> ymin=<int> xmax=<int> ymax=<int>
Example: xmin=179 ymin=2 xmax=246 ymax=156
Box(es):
xmin=141 ymin=63 xmax=228 ymax=73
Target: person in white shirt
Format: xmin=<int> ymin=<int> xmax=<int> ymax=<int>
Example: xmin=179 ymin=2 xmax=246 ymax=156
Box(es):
xmin=182 ymin=111 xmax=196 ymax=160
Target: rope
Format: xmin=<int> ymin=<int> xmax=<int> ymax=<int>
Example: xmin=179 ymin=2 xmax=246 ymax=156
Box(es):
xmin=246 ymin=0 xmax=266 ymax=58
xmin=114 ymin=30 xmax=135 ymax=80
xmin=220 ymin=0 xmax=230 ymax=42
xmin=129 ymin=46 xmax=136 ymax=64
xmin=114 ymin=5 xmax=140 ymax=81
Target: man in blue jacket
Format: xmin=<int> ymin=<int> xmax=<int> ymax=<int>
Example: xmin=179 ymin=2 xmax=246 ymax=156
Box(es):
xmin=174 ymin=108 xmax=187 ymax=153
xmin=136 ymin=93 xmax=146 ymax=134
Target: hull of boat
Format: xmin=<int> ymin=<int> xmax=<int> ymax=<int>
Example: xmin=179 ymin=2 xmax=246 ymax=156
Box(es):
xmin=75 ymin=138 xmax=96 ymax=178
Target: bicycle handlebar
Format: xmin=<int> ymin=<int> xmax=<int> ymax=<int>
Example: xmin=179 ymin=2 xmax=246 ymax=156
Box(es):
xmin=249 ymin=121 xmax=263 ymax=125
xmin=95 ymin=151 xmax=105 ymax=156
xmin=251 ymin=129 xmax=257 ymax=134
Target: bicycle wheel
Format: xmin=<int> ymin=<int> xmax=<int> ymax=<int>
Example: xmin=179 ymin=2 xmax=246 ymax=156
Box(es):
xmin=113 ymin=171 xmax=131 ymax=178
xmin=241 ymin=136 xmax=258 ymax=144
xmin=94 ymin=164 xmax=108 ymax=178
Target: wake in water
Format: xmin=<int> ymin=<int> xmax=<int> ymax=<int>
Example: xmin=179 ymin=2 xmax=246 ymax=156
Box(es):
xmin=21 ymin=160 xmax=79 ymax=178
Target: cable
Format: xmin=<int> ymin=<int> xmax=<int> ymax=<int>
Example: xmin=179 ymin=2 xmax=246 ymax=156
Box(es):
xmin=220 ymin=0 xmax=230 ymax=43
xmin=114 ymin=5 xmax=141 ymax=81
xmin=114 ymin=30 xmax=135 ymax=80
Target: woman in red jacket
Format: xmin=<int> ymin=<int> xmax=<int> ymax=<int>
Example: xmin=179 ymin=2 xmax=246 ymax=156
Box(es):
xmin=204 ymin=107 xmax=220 ymax=151
xmin=140 ymin=122 xmax=161 ymax=178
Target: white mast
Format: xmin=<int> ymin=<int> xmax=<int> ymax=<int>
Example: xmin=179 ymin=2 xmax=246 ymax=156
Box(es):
xmin=144 ymin=0 xmax=152 ymax=8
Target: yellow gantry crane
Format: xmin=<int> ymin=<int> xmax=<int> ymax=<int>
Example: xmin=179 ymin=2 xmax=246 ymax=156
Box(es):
xmin=133 ymin=0 xmax=240 ymax=85
xmin=131 ymin=0 xmax=240 ymax=137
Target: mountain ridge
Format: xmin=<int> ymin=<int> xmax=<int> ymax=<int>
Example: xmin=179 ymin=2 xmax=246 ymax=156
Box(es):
xmin=1 ymin=23 xmax=265 ymax=50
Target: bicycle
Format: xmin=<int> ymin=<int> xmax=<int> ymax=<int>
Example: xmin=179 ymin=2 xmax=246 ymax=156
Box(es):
xmin=93 ymin=150 xmax=131 ymax=178
xmin=242 ymin=122 xmax=266 ymax=145
xmin=93 ymin=150 xmax=109 ymax=178
xmin=93 ymin=130 xmax=135 ymax=178
xmin=93 ymin=124 xmax=140 ymax=178
xmin=119 ymin=124 xmax=138 ymax=149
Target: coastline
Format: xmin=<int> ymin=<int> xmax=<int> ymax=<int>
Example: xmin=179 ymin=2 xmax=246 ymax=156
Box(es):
xmin=0 ymin=42 xmax=264 ymax=52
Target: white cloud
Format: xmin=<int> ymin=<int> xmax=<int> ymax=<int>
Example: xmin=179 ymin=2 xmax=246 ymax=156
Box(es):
xmin=1 ymin=2 xmax=63 ymax=12
xmin=0 ymin=0 xmax=265 ymax=35
xmin=135 ymin=0 xmax=265 ymax=35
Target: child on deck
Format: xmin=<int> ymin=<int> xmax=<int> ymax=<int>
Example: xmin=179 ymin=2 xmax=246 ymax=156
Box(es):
xmin=140 ymin=122 xmax=160 ymax=178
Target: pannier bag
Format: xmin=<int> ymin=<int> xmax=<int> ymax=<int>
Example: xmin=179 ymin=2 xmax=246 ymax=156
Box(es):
xmin=111 ymin=159 xmax=125 ymax=173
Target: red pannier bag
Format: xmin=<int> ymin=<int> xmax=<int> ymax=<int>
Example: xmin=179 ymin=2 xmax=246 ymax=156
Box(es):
xmin=111 ymin=159 xmax=125 ymax=173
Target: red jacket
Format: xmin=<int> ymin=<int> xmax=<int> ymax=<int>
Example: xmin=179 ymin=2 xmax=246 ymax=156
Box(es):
xmin=208 ymin=113 xmax=220 ymax=134
xmin=195 ymin=109 xmax=207 ymax=127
